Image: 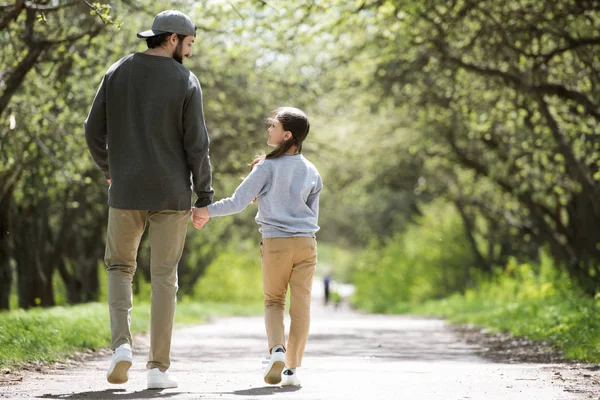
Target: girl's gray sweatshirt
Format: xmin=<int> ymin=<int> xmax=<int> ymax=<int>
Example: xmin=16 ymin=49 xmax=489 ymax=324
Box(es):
xmin=207 ymin=154 xmax=322 ymax=238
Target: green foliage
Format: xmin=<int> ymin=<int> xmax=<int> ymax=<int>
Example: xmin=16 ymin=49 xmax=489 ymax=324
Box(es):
xmin=352 ymin=200 xmax=475 ymax=312
xmin=190 ymin=242 xmax=263 ymax=304
xmin=312 ymin=103 xmax=423 ymax=246
xmin=412 ymin=254 xmax=600 ymax=362
xmin=0 ymin=303 xmax=134 ymax=366
xmin=315 ymin=242 xmax=360 ymax=283
xmin=346 ymin=0 xmax=600 ymax=291
xmin=1 ymin=0 xmax=322 ymax=309
xmin=87 ymin=2 xmax=121 ymax=27
xmin=270 ymin=0 xmax=600 ymax=293
xmin=4 ymin=0 xmax=600 ymax=312
xmin=330 ymin=289 xmax=342 ymax=305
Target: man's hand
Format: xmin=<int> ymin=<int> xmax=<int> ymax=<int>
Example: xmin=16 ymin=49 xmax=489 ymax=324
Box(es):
xmin=192 ymin=207 xmax=210 ymax=230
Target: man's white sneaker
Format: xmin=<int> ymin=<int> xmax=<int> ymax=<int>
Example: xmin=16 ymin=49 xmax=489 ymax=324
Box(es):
xmin=147 ymin=368 xmax=178 ymax=389
xmin=106 ymin=343 xmax=133 ymax=384
xmin=281 ymin=368 xmax=301 ymax=387
xmin=263 ymin=348 xmax=286 ymax=385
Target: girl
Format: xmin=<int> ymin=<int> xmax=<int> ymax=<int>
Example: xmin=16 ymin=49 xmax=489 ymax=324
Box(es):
xmin=193 ymin=107 xmax=322 ymax=387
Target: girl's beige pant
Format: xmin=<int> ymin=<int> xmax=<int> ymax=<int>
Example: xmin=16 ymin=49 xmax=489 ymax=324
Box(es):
xmin=261 ymin=236 xmax=317 ymax=369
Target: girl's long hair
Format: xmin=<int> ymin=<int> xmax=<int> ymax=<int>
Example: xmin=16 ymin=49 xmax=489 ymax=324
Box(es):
xmin=250 ymin=107 xmax=310 ymax=169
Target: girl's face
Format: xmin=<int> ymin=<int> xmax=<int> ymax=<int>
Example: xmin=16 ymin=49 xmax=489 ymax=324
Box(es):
xmin=267 ymin=119 xmax=292 ymax=147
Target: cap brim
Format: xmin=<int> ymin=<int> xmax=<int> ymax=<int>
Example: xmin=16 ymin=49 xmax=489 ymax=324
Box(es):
xmin=136 ymin=29 xmax=167 ymax=38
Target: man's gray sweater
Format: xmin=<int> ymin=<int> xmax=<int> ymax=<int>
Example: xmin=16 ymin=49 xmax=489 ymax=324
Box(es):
xmin=208 ymin=154 xmax=322 ymax=238
xmin=85 ymin=52 xmax=213 ymax=210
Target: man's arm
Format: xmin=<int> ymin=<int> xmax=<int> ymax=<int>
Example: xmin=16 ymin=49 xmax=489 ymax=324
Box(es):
xmin=84 ymin=76 xmax=110 ymax=180
xmin=183 ymin=75 xmax=214 ymax=207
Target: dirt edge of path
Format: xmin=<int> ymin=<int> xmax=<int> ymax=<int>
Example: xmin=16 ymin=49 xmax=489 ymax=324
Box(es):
xmin=451 ymin=323 xmax=600 ymax=398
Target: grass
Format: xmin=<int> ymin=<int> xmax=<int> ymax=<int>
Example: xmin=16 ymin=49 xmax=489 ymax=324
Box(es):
xmin=410 ymin=293 xmax=600 ymax=362
xmin=0 ymin=301 xmax=262 ymax=369
xmin=395 ymin=261 xmax=600 ymax=363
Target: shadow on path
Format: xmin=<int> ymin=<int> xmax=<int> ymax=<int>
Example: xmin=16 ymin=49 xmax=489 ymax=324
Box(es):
xmin=37 ymin=387 xmax=302 ymax=399
xmin=229 ymin=386 xmax=302 ymax=396
xmin=176 ymin=325 xmax=483 ymax=364
xmin=37 ymin=388 xmax=184 ymax=399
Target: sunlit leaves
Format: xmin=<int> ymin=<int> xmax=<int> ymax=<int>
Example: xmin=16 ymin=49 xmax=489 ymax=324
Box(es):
xmin=290 ymin=0 xmax=600 ymax=291
xmin=86 ymin=2 xmax=121 ymax=27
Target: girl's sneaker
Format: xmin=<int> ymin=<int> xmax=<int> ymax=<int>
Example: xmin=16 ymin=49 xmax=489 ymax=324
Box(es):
xmin=107 ymin=343 xmax=133 ymax=384
xmin=262 ymin=347 xmax=286 ymax=384
xmin=281 ymin=367 xmax=301 ymax=386
xmin=147 ymin=368 xmax=178 ymax=389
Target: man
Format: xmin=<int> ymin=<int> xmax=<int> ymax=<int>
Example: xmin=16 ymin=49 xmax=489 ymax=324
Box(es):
xmin=84 ymin=9 xmax=212 ymax=389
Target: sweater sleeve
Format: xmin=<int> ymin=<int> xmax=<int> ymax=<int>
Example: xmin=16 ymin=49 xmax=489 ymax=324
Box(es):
xmin=84 ymin=76 xmax=110 ymax=179
xmin=207 ymin=162 xmax=270 ymax=217
xmin=307 ymin=174 xmax=322 ymax=220
xmin=184 ymin=75 xmax=214 ymax=207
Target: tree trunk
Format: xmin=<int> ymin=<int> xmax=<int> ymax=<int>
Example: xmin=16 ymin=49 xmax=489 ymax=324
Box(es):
xmin=13 ymin=204 xmax=55 ymax=309
xmin=563 ymin=191 xmax=600 ymax=295
xmin=455 ymin=199 xmax=491 ymax=274
xmin=0 ymin=188 xmax=13 ymax=310
xmin=83 ymin=260 xmax=100 ymax=302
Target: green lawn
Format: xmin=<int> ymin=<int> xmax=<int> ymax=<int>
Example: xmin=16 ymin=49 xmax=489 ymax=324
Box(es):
xmin=0 ymin=301 xmax=262 ymax=368
xmin=397 ymin=262 xmax=600 ymax=363
xmin=409 ymin=293 xmax=600 ymax=362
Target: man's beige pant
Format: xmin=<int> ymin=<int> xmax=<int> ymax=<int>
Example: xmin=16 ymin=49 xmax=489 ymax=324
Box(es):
xmin=261 ymin=237 xmax=317 ymax=369
xmin=105 ymin=207 xmax=189 ymax=372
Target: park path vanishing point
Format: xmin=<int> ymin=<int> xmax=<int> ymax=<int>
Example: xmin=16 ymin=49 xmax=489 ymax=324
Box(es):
xmin=1 ymin=282 xmax=597 ymax=400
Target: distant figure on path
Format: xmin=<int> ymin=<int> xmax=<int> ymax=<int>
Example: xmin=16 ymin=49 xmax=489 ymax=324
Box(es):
xmin=323 ymin=273 xmax=332 ymax=305
xmin=193 ymin=107 xmax=322 ymax=387
xmin=84 ymin=9 xmax=212 ymax=390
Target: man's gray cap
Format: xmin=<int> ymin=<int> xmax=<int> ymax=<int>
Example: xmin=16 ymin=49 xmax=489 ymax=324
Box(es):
xmin=137 ymin=10 xmax=196 ymax=38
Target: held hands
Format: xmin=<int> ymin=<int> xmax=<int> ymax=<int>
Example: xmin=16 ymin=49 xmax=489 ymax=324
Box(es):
xmin=192 ymin=207 xmax=210 ymax=230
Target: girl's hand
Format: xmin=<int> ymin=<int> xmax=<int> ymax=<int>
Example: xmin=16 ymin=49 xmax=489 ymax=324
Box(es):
xmin=192 ymin=207 xmax=210 ymax=230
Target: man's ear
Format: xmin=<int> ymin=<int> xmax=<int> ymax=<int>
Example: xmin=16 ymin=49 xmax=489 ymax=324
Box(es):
xmin=169 ymin=33 xmax=179 ymax=45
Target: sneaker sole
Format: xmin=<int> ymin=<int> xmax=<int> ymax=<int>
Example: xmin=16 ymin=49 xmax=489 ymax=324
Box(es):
xmin=147 ymin=382 xmax=178 ymax=390
xmin=107 ymin=360 xmax=132 ymax=384
xmin=264 ymin=360 xmax=285 ymax=385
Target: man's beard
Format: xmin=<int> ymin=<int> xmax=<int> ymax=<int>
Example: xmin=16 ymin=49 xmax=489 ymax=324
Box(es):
xmin=173 ymin=41 xmax=184 ymax=64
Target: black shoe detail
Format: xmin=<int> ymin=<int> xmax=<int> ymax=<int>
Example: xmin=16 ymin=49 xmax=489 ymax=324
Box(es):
xmin=274 ymin=347 xmax=285 ymax=353
xmin=283 ymin=369 xmax=294 ymax=376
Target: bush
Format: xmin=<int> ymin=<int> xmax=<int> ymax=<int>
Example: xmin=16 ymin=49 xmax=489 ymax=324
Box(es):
xmin=315 ymin=242 xmax=360 ymax=283
xmin=352 ymin=200 xmax=476 ymax=312
xmin=414 ymin=253 xmax=600 ymax=362
xmin=190 ymin=242 xmax=263 ymax=304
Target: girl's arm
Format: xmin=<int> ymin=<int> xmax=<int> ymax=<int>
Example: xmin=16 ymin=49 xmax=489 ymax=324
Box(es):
xmin=306 ymin=174 xmax=323 ymax=219
xmin=207 ymin=162 xmax=270 ymax=217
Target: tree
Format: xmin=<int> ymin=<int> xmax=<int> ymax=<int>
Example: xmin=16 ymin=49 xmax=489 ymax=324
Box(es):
xmin=329 ymin=0 xmax=600 ymax=293
xmin=0 ymin=0 xmax=115 ymax=308
xmin=0 ymin=0 xmax=327 ymax=308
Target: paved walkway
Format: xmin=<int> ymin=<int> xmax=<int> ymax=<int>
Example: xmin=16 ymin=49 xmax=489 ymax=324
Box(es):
xmin=1 ymin=294 xmax=595 ymax=399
